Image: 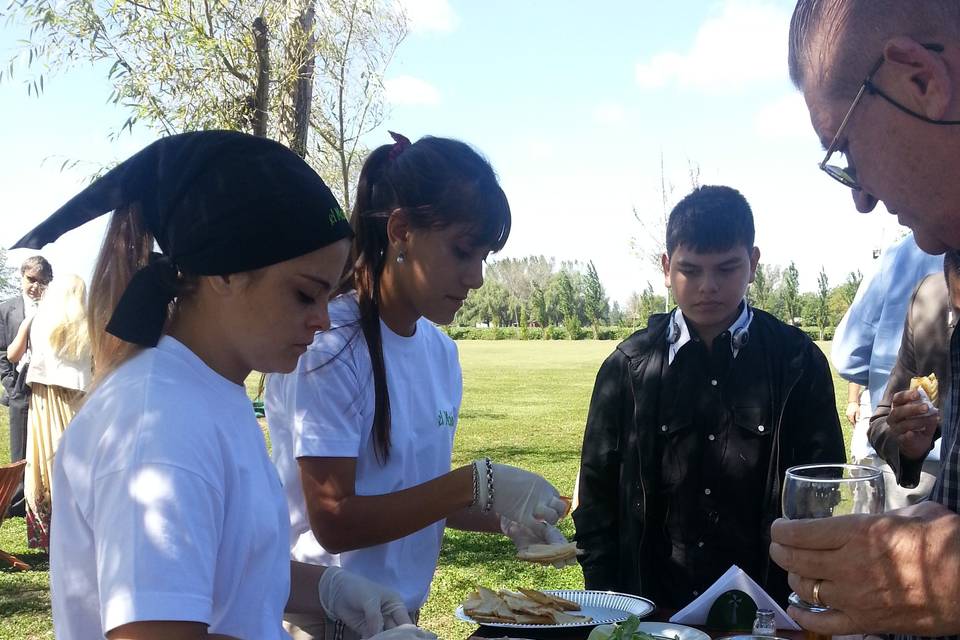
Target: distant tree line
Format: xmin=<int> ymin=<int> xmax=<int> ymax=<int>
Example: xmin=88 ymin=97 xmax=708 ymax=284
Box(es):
xmin=453 ymin=255 xmax=864 ymax=340
xmin=0 ymin=251 xmax=864 ymax=340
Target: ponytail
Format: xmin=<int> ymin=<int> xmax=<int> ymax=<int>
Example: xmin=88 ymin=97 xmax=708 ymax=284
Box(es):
xmin=87 ymin=204 xmax=154 ymax=383
xmin=348 ymin=145 xmax=395 ymax=464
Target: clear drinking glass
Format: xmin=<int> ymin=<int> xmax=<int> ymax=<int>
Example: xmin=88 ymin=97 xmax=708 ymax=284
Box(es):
xmin=782 ymin=464 xmax=884 ymax=613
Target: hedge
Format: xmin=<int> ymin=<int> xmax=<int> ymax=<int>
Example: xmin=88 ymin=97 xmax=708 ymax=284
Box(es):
xmin=442 ymin=326 xmax=640 ymax=340
xmin=443 ymin=325 xmax=838 ymax=341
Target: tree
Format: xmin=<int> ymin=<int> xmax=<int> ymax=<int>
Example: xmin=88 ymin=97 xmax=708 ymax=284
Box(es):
xmin=555 ymin=271 xmax=580 ymax=339
xmin=815 ymin=266 xmax=830 ymax=340
xmin=309 ymin=0 xmax=407 ymax=209
xmin=630 ymin=153 xmax=701 ymax=313
xmin=530 ymin=284 xmax=547 ymax=338
xmin=582 ymin=261 xmax=607 ymax=339
xmin=5 ymin=0 xmax=407 ymax=206
xmin=609 ymin=300 xmax=624 ymax=326
xmin=749 ymin=264 xmax=773 ymax=311
xmin=838 ymin=270 xmax=864 ymax=307
xmin=624 ymin=283 xmax=665 ymax=328
xmin=0 ymin=248 xmax=18 ymax=298
xmin=781 ymin=261 xmax=801 ymax=325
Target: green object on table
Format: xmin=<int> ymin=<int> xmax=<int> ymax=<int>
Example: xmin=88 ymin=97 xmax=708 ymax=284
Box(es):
xmin=706 ymin=589 xmax=757 ymax=631
xmin=587 ymin=616 xmax=659 ymax=640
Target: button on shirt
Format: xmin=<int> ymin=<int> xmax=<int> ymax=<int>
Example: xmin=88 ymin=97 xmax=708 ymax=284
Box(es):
xmin=651 ymin=319 xmax=773 ymax=608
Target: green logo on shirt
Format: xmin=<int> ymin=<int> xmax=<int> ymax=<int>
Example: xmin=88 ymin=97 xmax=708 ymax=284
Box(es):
xmin=437 ymin=408 xmax=456 ymax=427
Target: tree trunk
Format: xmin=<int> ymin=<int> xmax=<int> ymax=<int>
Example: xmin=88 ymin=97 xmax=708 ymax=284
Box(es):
xmin=251 ymin=17 xmax=270 ymax=137
xmin=290 ymin=2 xmax=317 ymax=157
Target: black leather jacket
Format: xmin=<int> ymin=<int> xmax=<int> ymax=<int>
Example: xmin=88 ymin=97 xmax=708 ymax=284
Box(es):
xmin=573 ymin=309 xmax=845 ymax=607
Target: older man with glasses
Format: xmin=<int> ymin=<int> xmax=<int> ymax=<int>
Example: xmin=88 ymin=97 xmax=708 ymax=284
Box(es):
xmin=0 ymin=255 xmax=52 ymax=517
xmin=771 ymin=2 xmax=960 ymax=637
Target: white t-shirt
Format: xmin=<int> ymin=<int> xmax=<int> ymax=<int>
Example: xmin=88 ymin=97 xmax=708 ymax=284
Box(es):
xmin=50 ymin=336 xmax=291 ymax=640
xmin=266 ymin=295 xmax=462 ymax=611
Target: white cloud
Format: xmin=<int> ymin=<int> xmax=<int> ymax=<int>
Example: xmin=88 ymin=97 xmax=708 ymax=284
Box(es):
xmin=384 ymin=75 xmax=441 ymax=106
xmin=635 ymin=0 xmax=790 ymax=92
xmin=395 ymin=0 xmax=458 ymax=34
xmin=754 ymin=93 xmax=814 ymax=140
xmin=592 ymin=102 xmax=627 ymax=125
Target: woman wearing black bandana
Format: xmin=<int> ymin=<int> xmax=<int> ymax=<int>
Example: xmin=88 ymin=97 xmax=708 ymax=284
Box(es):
xmin=14 ymin=131 xmax=436 ymax=640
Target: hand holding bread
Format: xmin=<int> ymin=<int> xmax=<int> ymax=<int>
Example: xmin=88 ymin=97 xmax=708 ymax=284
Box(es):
xmin=888 ymin=373 xmax=941 ymax=461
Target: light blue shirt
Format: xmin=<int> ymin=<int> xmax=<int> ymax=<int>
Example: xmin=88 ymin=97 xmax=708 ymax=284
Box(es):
xmin=832 ymin=232 xmax=943 ymax=411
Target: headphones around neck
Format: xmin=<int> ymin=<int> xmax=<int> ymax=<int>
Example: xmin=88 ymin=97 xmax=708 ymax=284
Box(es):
xmin=667 ymin=307 xmax=752 ymax=349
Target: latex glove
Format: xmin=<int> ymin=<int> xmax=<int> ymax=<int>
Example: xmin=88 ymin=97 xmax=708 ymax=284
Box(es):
xmin=474 ymin=460 xmax=566 ymax=529
xmin=367 ymin=624 xmax=438 ymax=640
xmin=500 ymin=516 xmax=576 ymax=568
xmin=318 ymin=566 xmax=411 ymax=638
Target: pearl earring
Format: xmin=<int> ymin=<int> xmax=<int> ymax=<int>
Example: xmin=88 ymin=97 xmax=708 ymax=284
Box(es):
xmin=396 ymin=251 xmax=406 ymax=264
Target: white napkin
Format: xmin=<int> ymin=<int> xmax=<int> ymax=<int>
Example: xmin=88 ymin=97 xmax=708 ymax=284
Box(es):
xmin=916 ymin=388 xmax=942 ymax=462
xmin=668 ymin=564 xmax=800 ymax=630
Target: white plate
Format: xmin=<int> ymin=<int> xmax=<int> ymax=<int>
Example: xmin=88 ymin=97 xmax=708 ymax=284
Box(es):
xmin=634 ymin=621 xmax=711 ymax=640
xmin=455 ymin=589 xmax=655 ymax=629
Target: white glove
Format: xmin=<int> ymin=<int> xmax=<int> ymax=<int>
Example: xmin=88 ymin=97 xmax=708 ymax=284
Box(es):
xmin=318 ymin=566 xmax=411 ymax=638
xmin=500 ymin=517 xmax=576 ymax=568
xmin=474 ymin=460 xmax=566 ymax=528
xmin=367 ymin=624 xmax=438 ymax=640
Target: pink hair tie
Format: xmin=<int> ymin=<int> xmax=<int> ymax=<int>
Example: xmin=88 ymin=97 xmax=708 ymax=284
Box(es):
xmin=387 ymin=131 xmax=412 ymax=161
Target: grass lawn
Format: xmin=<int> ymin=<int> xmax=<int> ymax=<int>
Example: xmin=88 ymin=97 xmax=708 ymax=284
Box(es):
xmin=0 ymin=340 xmax=852 ymax=640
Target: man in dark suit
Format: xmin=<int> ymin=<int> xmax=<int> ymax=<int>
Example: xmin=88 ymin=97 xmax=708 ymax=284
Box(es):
xmin=0 ymin=255 xmax=52 ymax=517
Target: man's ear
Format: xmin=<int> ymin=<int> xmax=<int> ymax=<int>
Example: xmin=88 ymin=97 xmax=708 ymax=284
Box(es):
xmin=883 ymin=36 xmax=954 ymax=121
xmin=661 ymin=252 xmax=671 ymax=288
xmin=748 ymin=246 xmax=761 ymax=284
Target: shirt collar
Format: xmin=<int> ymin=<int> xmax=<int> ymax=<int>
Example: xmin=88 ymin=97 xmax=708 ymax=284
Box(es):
xmin=667 ymin=299 xmax=753 ymax=366
xmin=21 ymin=293 xmax=38 ymax=311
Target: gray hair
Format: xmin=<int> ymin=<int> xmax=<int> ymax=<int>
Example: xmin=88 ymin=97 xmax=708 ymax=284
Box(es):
xmin=789 ymin=0 xmax=960 ymax=99
xmin=945 ymin=249 xmax=960 ymax=282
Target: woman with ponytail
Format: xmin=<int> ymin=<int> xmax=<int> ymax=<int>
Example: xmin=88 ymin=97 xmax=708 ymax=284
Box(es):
xmin=14 ymin=131 xmax=434 ymax=640
xmin=266 ymin=134 xmax=572 ymax=640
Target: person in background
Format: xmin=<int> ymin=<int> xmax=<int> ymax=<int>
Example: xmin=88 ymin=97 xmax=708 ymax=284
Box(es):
xmin=267 ymin=133 xmax=570 ymax=640
xmin=575 ymin=185 xmax=844 ymax=609
xmin=13 ymin=131 xmax=434 ymax=640
xmin=868 ymin=251 xmax=960 ymax=505
xmin=0 ymin=255 xmax=52 ymax=517
xmin=18 ymin=274 xmax=91 ymax=549
xmin=831 ymin=231 xmax=941 ymax=507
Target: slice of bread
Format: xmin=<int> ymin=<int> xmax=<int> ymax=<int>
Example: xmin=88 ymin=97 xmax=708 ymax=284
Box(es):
xmin=910 ymin=373 xmax=939 ymax=404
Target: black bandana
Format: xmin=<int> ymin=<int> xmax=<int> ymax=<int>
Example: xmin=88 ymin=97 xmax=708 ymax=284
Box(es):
xmin=13 ymin=130 xmax=352 ymax=346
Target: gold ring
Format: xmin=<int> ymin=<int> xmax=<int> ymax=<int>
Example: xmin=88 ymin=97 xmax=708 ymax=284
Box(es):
xmin=812 ymin=579 xmax=825 ymax=607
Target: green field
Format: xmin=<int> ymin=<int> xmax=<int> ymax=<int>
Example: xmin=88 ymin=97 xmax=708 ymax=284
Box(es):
xmin=0 ymin=340 xmax=851 ymax=639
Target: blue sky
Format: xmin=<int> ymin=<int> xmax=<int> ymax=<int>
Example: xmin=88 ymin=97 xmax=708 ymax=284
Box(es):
xmin=0 ymin=0 xmax=905 ymax=305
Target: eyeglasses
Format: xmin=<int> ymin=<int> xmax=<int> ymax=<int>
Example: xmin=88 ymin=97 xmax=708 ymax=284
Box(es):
xmin=819 ymin=43 xmax=960 ymax=191
xmin=23 ymin=274 xmax=51 ymax=287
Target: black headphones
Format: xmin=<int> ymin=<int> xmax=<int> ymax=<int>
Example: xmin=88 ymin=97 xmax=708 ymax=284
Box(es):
xmin=667 ymin=315 xmax=682 ymax=344
xmin=667 ymin=307 xmax=752 ymax=349
xmin=732 ymin=324 xmax=750 ymax=350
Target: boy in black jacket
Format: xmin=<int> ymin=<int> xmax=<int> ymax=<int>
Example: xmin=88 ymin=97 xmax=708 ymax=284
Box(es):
xmin=573 ymin=185 xmax=844 ymax=608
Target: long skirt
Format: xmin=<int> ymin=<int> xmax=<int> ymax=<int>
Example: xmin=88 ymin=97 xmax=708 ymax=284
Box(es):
xmin=24 ymin=382 xmax=81 ymax=550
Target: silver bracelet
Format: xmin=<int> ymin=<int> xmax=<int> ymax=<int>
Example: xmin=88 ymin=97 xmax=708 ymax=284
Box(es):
xmin=482 ymin=457 xmax=494 ymax=513
xmin=471 ymin=459 xmax=480 ymax=507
